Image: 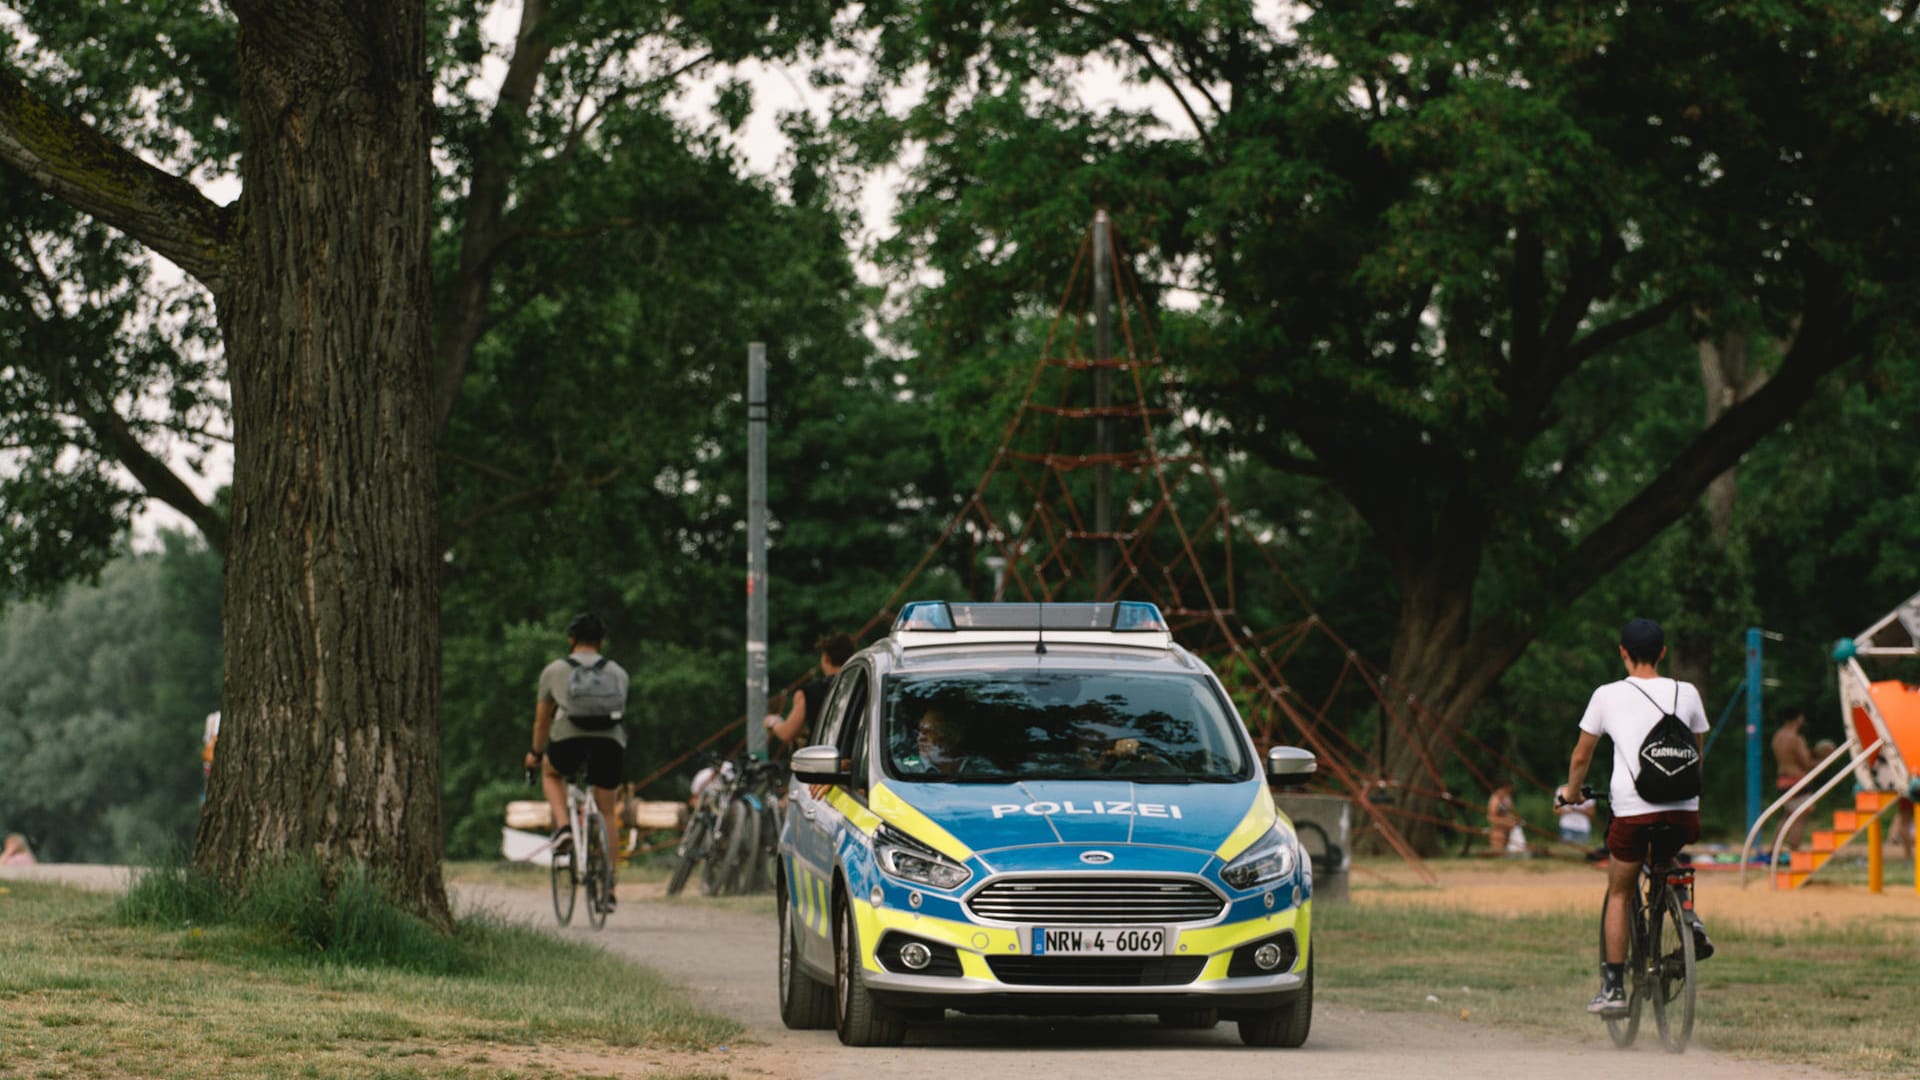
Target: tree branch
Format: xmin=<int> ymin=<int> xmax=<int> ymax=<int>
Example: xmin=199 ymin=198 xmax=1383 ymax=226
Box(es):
xmin=1563 ymin=295 xmax=1684 ymax=367
xmin=433 ymin=0 xmax=555 ymax=438
xmin=441 ymin=465 xmax=625 ymax=542
xmin=1548 ymin=274 xmax=1855 ymax=610
xmin=0 ymin=65 xmax=236 ymax=291
xmin=77 ymin=400 xmax=229 ymax=554
xmin=1 ymin=243 xmax=231 ymax=552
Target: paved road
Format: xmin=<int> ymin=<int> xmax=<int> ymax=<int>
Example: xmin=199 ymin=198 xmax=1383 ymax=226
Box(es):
xmin=457 ymin=880 xmax=1847 ymax=1080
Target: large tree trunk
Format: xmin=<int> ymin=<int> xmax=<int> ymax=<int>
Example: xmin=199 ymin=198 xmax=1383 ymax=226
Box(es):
xmin=1376 ymin=582 xmax=1486 ymax=854
xmin=194 ymin=2 xmax=448 ymax=925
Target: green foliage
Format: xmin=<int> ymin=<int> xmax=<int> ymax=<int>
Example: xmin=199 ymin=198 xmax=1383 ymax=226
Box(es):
xmin=831 ymin=2 xmax=1920 ymax=766
xmin=121 ymin=856 xmax=469 ymax=974
xmin=0 ymin=533 xmax=222 ymax=862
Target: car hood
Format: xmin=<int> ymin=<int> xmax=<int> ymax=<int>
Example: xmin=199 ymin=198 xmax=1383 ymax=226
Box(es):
xmin=874 ymin=777 xmax=1271 ymax=858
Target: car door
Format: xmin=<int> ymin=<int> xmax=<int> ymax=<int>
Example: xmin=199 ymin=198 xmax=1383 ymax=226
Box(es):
xmin=788 ymin=663 xmax=865 ymax=970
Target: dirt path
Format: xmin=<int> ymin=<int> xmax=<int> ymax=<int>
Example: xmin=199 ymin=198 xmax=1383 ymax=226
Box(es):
xmin=455 ymin=877 xmax=1857 ymax=1080
xmin=6 ymin=862 xmax=1876 ymax=1077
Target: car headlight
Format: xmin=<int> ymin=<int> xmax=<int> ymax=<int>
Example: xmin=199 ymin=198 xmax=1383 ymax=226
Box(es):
xmin=1220 ymin=824 xmax=1298 ymax=890
xmin=875 ymin=825 xmax=972 ymax=890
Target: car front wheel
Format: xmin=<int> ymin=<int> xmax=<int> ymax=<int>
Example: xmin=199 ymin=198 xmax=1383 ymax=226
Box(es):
xmin=833 ymin=888 xmax=905 ymax=1046
xmin=1238 ymin=950 xmax=1312 ymax=1047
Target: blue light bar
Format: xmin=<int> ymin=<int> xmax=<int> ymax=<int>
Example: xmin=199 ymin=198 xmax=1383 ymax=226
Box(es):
xmin=895 ymin=600 xmax=955 ymax=631
xmin=1112 ymin=601 xmax=1169 ymax=632
xmin=890 ymin=601 xmax=1169 ymax=633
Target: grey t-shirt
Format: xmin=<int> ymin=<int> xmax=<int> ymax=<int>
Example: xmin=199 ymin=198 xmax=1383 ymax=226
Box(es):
xmin=539 ymin=650 xmax=629 ymax=747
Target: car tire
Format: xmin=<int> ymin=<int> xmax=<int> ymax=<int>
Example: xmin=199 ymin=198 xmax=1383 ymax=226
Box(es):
xmin=1158 ymin=1009 xmax=1218 ymax=1029
xmin=834 ymin=887 xmax=905 ymax=1046
xmin=778 ymin=873 xmax=835 ymax=1030
xmin=1238 ymin=950 xmax=1312 ymax=1047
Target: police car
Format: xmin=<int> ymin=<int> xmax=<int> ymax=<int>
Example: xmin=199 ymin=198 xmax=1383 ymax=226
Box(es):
xmin=776 ymin=601 xmax=1317 ymax=1047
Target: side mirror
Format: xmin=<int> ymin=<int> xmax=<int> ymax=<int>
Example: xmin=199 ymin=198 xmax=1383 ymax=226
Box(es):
xmin=1267 ymin=746 xmax=1317 ymax=788
xmin=791 ymin=744 xmax=851 ymax=786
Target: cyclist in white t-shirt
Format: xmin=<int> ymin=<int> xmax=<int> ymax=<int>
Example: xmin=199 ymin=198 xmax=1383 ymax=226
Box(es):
xmin=1556 ymin=617 xmax=1714 ymax=1017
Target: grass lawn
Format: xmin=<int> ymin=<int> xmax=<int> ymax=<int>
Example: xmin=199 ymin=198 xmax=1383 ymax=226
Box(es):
xmin=0 ymin=878 xmax=738 ymax=1079
xmin=1319 ymin=892 xmax=1920 ymax=1075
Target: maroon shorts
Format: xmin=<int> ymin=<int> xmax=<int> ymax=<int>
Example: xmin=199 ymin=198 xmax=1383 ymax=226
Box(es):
xmin=1606 ymin=810 xmax=1700 ymax=864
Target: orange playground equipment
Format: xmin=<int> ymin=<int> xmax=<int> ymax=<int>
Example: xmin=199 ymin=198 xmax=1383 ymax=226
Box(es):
xmin=1742 ymin=591 xmax=1920 ymax=892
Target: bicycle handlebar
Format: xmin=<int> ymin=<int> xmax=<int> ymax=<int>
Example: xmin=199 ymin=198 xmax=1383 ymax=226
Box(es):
xmin=1554 ymin=785 xmax=1607 ymax=807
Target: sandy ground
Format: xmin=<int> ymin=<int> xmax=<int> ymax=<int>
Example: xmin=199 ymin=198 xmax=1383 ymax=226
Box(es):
xmin=1349 ymin=856 xmax=1920 ymax=932
xmin=6 ymin=860 xmax=1895 ymax=1078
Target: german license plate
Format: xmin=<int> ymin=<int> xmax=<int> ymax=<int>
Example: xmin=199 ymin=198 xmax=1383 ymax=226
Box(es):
xmin=1029 ymin=926 xmax=1164 ymax=955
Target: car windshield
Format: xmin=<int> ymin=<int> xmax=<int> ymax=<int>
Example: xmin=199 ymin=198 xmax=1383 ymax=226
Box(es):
xmin=881 ymin=670 xmax=1252 ymax=783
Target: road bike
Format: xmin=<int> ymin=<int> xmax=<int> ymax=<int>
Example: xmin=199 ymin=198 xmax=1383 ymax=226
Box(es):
xmin=531 ymin=767 xmax=615 ymax=929
xmin=1576 ymin=788 xmax=1698 ymax=1053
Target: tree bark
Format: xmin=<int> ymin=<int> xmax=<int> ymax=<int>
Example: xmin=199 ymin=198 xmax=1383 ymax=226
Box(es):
xmin=191 ymin=1 xmax=448 ymax=925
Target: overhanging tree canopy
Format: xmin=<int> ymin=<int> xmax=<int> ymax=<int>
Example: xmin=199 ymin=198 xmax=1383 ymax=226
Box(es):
xmin=834 ymin=1 xmax=1920 ymax=843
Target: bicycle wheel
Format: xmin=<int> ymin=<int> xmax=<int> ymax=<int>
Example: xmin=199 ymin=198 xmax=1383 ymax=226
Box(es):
xmin=749 ymin=801 xmax=780 ymax=893
xmin=702 ymin=797 xmax=736 ymax=896
xmin=550 ymin=823 xmax=577 ymax=926
xmin=585 ymin=813 xmax=613 ymax=929
xmin=1600 ymin=888 xmax=1642 ymax=1047
xmin=1649 ymin=883 xmax=1697 ymax=1052
xmin=667 ymin=811 xmax=710 ymax=896
xmin=710 ymin=798 xmax=759 ymax=896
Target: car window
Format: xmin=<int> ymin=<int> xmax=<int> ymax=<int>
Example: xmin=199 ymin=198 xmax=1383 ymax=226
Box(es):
xmin=839 ymin=672 xmax=873 ymax=800
xmin=814 ymin=666 xmax=855 ymax=748
xmin=882 ymin=670 xmax=1251 ymax=783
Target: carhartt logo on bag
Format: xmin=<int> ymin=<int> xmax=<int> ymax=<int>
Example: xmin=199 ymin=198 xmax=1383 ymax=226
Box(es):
xmin=1628 ymin=681 xmax=1701 ymax=801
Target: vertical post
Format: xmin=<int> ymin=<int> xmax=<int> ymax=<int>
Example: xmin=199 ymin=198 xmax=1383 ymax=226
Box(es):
xmin=1091 ymin=212 xmax=1113 ymax=598
xmin=1868 ymin=815 xmax=1884 ymax=894
xmin=1746 ymin=627 xmax=1764 ymax=833
xmin=746 ymin=343 xmax=769 ymax=761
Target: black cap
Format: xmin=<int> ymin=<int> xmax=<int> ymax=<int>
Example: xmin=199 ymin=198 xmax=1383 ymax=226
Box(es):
xmin=1620 ymin=617 xmax=1664 ymax=653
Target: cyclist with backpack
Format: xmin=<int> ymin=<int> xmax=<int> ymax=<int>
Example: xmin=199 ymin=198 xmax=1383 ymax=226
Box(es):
xmin=525 ymin=612 xmax=630 ymax=908
xmin=1556 ymin=617 xmax=1714 ymax=1017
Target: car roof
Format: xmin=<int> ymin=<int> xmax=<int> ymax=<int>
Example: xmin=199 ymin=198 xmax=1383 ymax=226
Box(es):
xmin=862 ymin=641 xmax=1212 ymax=678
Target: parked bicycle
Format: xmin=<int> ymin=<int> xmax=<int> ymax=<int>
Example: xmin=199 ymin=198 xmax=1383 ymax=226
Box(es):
xmin=667 ymin=751 xmax=786 ymax=896
xmin=530 ymin=766 xmax=615 ymax=929
xmin=1578 ymin=787 xmax=1698 ymax=1052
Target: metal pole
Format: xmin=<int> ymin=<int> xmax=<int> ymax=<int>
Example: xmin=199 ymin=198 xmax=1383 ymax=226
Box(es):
xmin=746 ymin=343 xmax=769 ymax=761
xmin=1746 ymin=626 xmax=1763 ymax=832
xmin=1091 ymin=211 xmax=1113 ymax=598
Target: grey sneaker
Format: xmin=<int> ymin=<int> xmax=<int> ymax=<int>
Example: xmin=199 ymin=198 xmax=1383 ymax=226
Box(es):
xmin=1588 ymin=983 xmax=1628 ymax=1017
xmin=1688 ymin=915 xmax=1715 ymax=961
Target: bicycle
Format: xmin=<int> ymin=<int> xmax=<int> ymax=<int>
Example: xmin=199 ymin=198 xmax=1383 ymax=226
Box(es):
xmin=529 ymin=766 xmax=616 ymax=929
xmin=667 ymin=751 xmax=786 ymax=896
xmin=1570 ymin=787 xmax=1698 ymax=1053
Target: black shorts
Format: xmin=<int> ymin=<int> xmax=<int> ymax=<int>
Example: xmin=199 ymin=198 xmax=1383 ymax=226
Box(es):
xmin=545 ymin=736 xmax=624 ymax=790
xmin=1606 ymin=810 xmax=1700 ymax=864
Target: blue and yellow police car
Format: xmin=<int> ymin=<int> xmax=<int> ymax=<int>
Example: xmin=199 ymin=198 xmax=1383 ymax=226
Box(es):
xmin=776 ymin=600 xmax=1317 ymax=1047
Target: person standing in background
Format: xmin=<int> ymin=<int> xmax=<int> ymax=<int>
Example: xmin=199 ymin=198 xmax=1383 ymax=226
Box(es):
xmin=1771 ymin=707 xmax=1817 ymax=849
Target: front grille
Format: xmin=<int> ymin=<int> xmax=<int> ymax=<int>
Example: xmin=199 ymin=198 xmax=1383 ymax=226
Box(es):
xmin=966 ymin=877 xmax=1224 ymax=925
xmin=987 ymin=956 xmax=1206 ymax=987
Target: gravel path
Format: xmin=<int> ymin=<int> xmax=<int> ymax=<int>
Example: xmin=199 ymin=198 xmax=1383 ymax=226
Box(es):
xmin=0 ymin=864 xmax=1847 ymax=1078
xmin=456 ymin=879 xmax=1849 ymax=1080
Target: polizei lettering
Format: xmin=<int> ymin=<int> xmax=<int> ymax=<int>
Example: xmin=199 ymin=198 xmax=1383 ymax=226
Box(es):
xmin=991 ymin=801 xmax=1184 ymax=819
